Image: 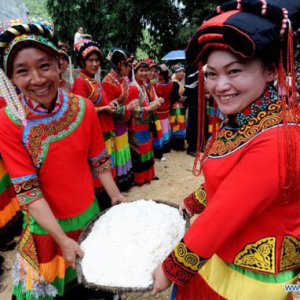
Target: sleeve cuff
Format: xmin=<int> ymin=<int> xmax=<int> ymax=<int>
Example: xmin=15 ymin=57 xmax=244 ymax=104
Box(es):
xmin=89 ymin=149 xmax=112 ymax=177
xmin=184 ymin=185 xmax=207 ymax=214
xmin=162 ymin=239 xmax=205 ymax=286
xmin=11 ymin=174 xmax=43 ymax=206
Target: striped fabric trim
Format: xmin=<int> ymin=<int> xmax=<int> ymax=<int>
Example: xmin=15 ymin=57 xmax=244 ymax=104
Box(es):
xmin=28 ymin=198 xmax=99 ymax=234
xmin=0 ymin=196 xmax=19 ymax=227
xmin=199 ymin=255 xmax=299 ymax=299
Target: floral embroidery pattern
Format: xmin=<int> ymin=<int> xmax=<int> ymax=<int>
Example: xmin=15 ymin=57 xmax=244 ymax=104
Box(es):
xmin=79 ymin=72 xmax=103 ymax=105
xmin=89 ymin=149 xmax=112 ymax=177
xmin=280 ymin=235 xmax=300 ymax=271
xmin=208 ymin=88 xmax=283 ymax=157
xmin=11 ymin=174 xmax=42 ymax=205
xmin=234 ymin=237 xmax=276 ymax=273
xmin=184 ymin=185 xmax=207 ymax=214
xmin=163 ymin=240 xmax=203 ymax=285
xmin=22 ymin=91 xmax=85 ymax=169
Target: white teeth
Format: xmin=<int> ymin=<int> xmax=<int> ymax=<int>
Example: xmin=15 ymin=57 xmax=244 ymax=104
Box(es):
xmin=220 ymin=95 xmax=235 ymax=101
xmin=34 ymin=88 xmax=49 ymax=95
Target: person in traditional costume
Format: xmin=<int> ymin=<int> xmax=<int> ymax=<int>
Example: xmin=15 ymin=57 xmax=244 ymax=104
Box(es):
xmin=142 ymin=60 xmax=165 ymax=161
xmin=0 ymin=97 xmax=22 ymax=292
xmin=151 ymin=64 xmax=176 ymax=160
xmin=0 ymin=17 xmax=126 ymax=300
xmin=102 ymin=48 xmax=139 ymax=192
xmin=58 ymin=42 xmax=74 ymax=91
xmin=127 ymin=60 xmax=161 ymax=185
xmin=170 ymin=63 xmax=186 ymax=150
xmin=73 ymin=39 xmax=117 ymax=211
xmin=152 ymin=1 xmax=300 ymax=299
xmin=148 ymin=60 xmax=160 ymax=83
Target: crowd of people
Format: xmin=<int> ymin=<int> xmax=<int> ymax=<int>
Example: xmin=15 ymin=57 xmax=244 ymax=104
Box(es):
xmin=0 ymin=0 xmax=300 ymax=300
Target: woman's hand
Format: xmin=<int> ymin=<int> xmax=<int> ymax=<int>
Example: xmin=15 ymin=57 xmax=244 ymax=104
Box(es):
xmin=179 ymin=200 xmax=194 ymax=218
xmin=126 ymin=99 xmax=139 ymax=111
xmin=111 ymin=193 xmax=127 ymax=206
xmin=147 ymin=100 xmax=161 ymax=112
xmin=157 ymin=97 xmax=165 ymax=104
xmin=59 ymin=236 xmax=84 ymax=269
xmin=151 ymin=264 xmax=172 ymax=296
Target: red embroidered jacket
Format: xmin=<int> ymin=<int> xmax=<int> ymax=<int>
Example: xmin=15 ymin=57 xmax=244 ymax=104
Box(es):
xmin=163 ymin=87 xmax=300 ymax=285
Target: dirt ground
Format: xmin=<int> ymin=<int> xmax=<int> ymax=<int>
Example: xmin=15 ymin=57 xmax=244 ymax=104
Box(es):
xmin=0 ymin=150 xmax=203 ymax=300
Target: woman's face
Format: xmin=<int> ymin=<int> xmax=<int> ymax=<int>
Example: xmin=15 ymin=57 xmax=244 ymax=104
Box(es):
xmin=135 ymin=67 xmax=149 ymax=82
xmin=11 ymin=47 xmax=59 ymax=108
xmin=149 ymin=67 xmax=159 ymax=80
xmin=59 ymin=55 xmax=69 ymax=74
xmin=205 ymin=49 xmax=276 ymax=115
xmin=175 ymin=69 xmax=185 ymax=81
xmin=84 ymin=53 xmax=100 ymax=76
xmin=119 ymin=60 xmax=131 ymax=77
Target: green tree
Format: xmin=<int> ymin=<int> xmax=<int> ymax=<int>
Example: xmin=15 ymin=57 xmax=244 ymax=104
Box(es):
xmin=23 ymin=0 xmax=50 ymax=18
xmin=46 ymin=0 xmax=183 ymax=59
xmin=178 ymin=0 xmax=218 ymax=45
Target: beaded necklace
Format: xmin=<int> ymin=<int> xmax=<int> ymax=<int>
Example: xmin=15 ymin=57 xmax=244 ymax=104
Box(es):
xmin=0 ymin=68 xmax=26 ymax=125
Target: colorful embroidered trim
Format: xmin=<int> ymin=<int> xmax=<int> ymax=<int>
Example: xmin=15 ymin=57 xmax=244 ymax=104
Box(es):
xmin=79 ymin=72 xmax=103 ymax=105
xmin=22 ymin=91 xmax=85 ymax=169
xmin=163 ymin=240 xmax=203 ymax=285
xmin=184 ymin=185 xmax=207 ymax=214
xmin=234 ymin=237 xmax=276 ymax=274
xmin=280 ymin=235 xmax=300 ymax=271
xmin=11 ymin=174 xmax=43 ymax=205
xmin=89 ymin=149 xmax=112 ymax=177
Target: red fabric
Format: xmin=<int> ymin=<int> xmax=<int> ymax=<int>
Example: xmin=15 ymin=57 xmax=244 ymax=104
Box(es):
xmin=0 ymin=96 xmax=7 ymax=109
xmin=102 ymin=70 xmax=132 ymax=122
xmin=137 ymin=139 xmax=153 ymax=155
xmin=73 ymin=70 xmax=115 ymax=133
xmin=183 ymin=190 xmax=205 ymax=215
xmin=134 ymin=167 xmax=154 ymax=185
xmin=0 ymin=184 xmax=15 ymax=209
xmin=125 ymin=85 xmax=150 ymax=124
xmin=200 ymin=10 xmax=238 ymax=30
xmin=0 ymin=94 xmax=107 ymax=219
xmin=153 ymin=82 xmax=173 ymax=119
xmin=33 ymin=229 xmax=81 ymax=263
xmin=184 ymin=125 xmax=300 ymax=272
xmin=176 ymin=273 xmax=226 ymax=300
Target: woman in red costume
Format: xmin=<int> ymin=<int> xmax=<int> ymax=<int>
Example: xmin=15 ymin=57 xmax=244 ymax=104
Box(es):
xmin=73 ymin=39 xmax=117 ymax=211
xmin=152 ymin=1 xmax=300 ymax=299
xmin=102 ymin=48 xmax=138 ymax=192
xmin=127 ymin=60 xmax=161 ymax=185
xmin=0 ymin=17 xmax=125 ymax=299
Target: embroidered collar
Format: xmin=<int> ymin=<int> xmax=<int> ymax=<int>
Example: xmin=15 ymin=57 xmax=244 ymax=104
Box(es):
xmin=107 ymin=69 xmax=123 ymax=84
xmin=225 ymin=86 xmax=278 ymax=129
xmin=22 ymin=90 xmax=63 ymax=116
xmin=208 ymin=85 xmax=282 ymax=158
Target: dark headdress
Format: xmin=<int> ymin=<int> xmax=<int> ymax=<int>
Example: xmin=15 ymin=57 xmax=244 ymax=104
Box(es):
xmin=58 ymin=41 xmax=70 ymax=60
xmin=0 ymin=17 xmax=59 ymax=77
xmin=186 ymin=0 xmax=300 ymax=65
xmin=172 ymin=63 xmax=185 ymax=73
xmin=74 ymin=39 xmax=104 ymax=64
xmin=185 ymin=0 xmax=300 ymax=180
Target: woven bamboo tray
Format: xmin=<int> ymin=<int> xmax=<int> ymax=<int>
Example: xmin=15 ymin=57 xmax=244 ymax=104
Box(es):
xmin=76 ymin=199 xmax=190 ymax=293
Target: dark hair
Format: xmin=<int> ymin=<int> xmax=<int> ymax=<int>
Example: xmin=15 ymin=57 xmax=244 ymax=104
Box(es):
xmin=134 ymin=61 xmax=149 ymax=73
xmin=159 ymin=68 xmax=170 ymax=83
xmin=79 ymin=50 xmax=101 ymax=68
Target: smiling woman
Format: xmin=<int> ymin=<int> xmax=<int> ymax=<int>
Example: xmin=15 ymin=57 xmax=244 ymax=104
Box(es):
xmin=0 ymin=17 xmax=126 ymax=300
xmin=11 ymin=47 xmax=60 ymax=110
xmin=73 ymin=39 xmax=117 ymax=212
xmin=205 ymin=50 xmax=277 ymax=115
xmin=151 ymin=1 xmax=300 ymax=300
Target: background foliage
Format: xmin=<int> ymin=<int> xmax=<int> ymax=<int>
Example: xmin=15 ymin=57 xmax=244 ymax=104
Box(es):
xmin=23 ymin=0 xmax=299 ymax=65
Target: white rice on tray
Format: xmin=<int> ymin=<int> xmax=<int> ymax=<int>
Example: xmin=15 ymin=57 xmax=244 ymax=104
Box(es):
xmin=80 ymin=199 xmax=186 ymax=289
